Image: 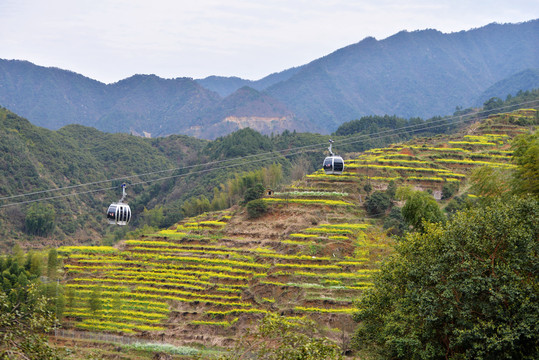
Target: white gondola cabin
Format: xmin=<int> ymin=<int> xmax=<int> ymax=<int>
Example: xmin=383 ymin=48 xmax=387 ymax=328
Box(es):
xmin=323 ymin=140 xmax=344 ymax=175
xmin=107 ymin=184 xmax=131 ymax=225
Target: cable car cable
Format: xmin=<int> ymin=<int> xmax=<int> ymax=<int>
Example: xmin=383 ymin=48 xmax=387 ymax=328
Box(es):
xmin=1 ymin=99 xmax=534 ymax=207
xmin=1 ymin=99 xmax=535 ymax=202
xmin=0 ymin=145 xmax=320 ymax=208
xmin=1 ymin=99 xmax=536 ymax=206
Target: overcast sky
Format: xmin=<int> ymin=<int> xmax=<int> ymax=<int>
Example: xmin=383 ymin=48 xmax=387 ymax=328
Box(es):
xmin=1 ymin=0 xmax=537 ymax=83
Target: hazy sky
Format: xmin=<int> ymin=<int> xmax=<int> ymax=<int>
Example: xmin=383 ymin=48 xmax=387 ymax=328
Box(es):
xmin=1 ymin=0 xmax=537 ymax=83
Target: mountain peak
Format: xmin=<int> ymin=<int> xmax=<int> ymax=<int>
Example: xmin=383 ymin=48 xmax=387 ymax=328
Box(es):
xmin=0 ymin=20 xmax=537 ymax=139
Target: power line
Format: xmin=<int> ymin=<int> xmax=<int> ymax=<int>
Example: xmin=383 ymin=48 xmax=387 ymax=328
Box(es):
xmin=1 ymin=99 xmax=537 ymax=208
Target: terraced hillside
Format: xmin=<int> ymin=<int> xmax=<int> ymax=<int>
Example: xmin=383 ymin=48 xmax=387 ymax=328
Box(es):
xmin=59 ymin=205 xmax=385 ymax=348
xmin=304 ymin=110 xmax=534 ymax=197
xmin=57 ymin=109 xmax=537 ymax=352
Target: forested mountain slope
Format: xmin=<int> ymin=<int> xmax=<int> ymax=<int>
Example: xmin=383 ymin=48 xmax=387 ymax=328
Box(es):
xmin=265 ymin=21 xmax=539 ymax=130
xmin=0 ymin=108 xmax=203 ymax=248
xmin=475 ymin=69 xmax=539 ymax=106
xmin=0 ymin=108 xmax=323 ymax=249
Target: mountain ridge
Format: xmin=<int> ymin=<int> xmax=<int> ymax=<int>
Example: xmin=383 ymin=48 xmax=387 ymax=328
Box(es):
xmin=264 ymin=20 xmax=538 ymax=130
xmin=0 ymin=20 xmax=537 ymax=139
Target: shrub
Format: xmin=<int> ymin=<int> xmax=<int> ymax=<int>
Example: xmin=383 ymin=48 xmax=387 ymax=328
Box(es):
xmin=441 ymin=181 xmax=459 ymax=199
xmin=363 ymin=183 xmax=373 ymax=194
xmin=365 ymin=191 xmax=391 ymax=216
xmin=243 ymin=183 xmax=265 ymax=203
xmin=401 ymin=191 xmax=445 ymax=232
xmin=246 ymin=199 xmax=268 ymax=219
xmin=383 ymin=207 xmax=406 ymax=236
xmin=25 ymin=203 xmax=55 ymax=236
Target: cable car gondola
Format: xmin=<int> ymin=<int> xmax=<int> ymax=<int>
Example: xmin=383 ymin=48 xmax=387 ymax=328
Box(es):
xmin=107 ymin=184 xmax=131 ymax=225
xmin=323 ymin=139 xmax=344 ymax=175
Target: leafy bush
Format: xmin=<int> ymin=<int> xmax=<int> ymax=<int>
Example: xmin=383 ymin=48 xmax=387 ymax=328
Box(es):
xmin=365 ymin=191 xmax=391 ymax=216
xmin=24 ymin=203 xmax=55 ymax=236
xmin=243 ymin=183 xmax=265 ymax=203
xmin=401 ymin=191 xmax=445 ymax=232
xmin=354 ymin=197 xmax=539 ymax=359
xmin=363 ymin=183 xmax=372 ymax=194
xmin=441 ymin=181 xmax=459 ymax=199
xmin=246 ymin=199 xmax=268 ymax=219
xmin=383 ymin=207 xmax=406 ymax=236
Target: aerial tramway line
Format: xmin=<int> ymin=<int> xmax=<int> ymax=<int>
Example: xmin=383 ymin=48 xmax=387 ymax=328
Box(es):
xmin=2 ymin=100 xmax=534 ymax=224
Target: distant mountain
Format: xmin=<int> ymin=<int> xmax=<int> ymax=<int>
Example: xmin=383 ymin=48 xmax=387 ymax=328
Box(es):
xmin=195 ymin=76 xmax=252 ymax=98
xmin=97 ymin=74 xmax=221 ymax=135
xmin=0 ymin=20 xmax=537 ymax=139
xmin=265 ymin=21 xmax=539 ymax=130
xmin=183 ymin=86 xmax=302 ymax=139
xmin=475 ymin=68 xmax=539 ymax=105
xmin=195 ymin=66 xmax=302 ymax=97
xmin=0 ymin=60 xmax=105 ymax=129
xmin=0 ymin=61 xmax=221 ymax=137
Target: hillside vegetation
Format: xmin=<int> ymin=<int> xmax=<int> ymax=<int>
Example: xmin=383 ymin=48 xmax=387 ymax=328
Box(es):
xmin=6 ymin=90 xmax=510 ymax=250
xmin=0 ymin=110 xmax=333 ymax=249
xmin=42 ymin=108 xmax=538 ymax=358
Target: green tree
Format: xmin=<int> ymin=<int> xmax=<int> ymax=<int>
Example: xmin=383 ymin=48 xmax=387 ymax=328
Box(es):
xmin=221 ymin=313 xmax=343 ymax=360
xmin=483 ymin=97 xmax=504 ymax=115
xmin=353 ymin=197 xmax=539 ymax=359
xmin=470 ymin=166 xmax=512 ymax=198
xmin=243 ymin=183 xmax=265 ymax=203
xmin=246 ymin=199 xmax=268 ymax=219
xmin=395 ymin=185 xmax=414 ymax=201
xmin=364 ymin=191 xmax=391 ymax=216
xmin=25 ymin=203 xmax=56 ymax=236
xmin=26 ymin=251 xmax=44 ymax=277
xmin=511 ymin=130 xmax=539 ymax=197
xmin=444 ymin=194 xmax=476 ymax=217
xmin=142 ymin=206 xmax=165 ymax=228
xmin=386 ymin=180 xmax=397 ymax=199
xmin=88 ymin=287 xmax=102 ymax=314
xmin=181 ymin=195 xmax=211 ymax=217
xmin=263 ymin=163 xmax=283 ymax=188
xmin=12 ymin=244 xmax=25 ymax=265
xmin=441 ymin=181 xmax=459 ymax=200
xmin=0 ymin=283 xmax=60 ymax=359
xmin=47 ymin=248 xmax=59 ymax=280
xmin=65 ymin=287 xmax=76 ymax=309
xmin=401 ymin=190 xmax=445 ymax=232
xmin=383 ymin=207 xmax=406 ymax=236
xmin=363 ymin=183 xmax=372 ymax=195
xmin=44 ymin=281 xmax=65 ymax=320
xmin=470 ymin=130 xmax=539 ymax=200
